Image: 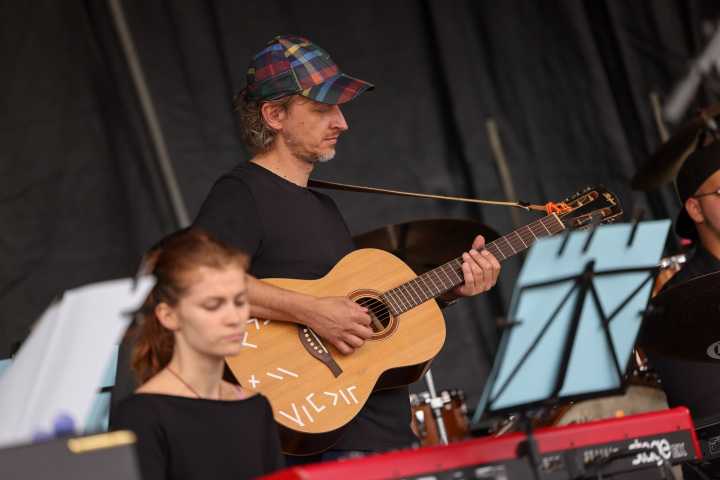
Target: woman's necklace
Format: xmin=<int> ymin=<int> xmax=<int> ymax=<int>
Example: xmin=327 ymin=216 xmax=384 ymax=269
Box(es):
xmin=165 ymin=365 xmax=222 ymax=400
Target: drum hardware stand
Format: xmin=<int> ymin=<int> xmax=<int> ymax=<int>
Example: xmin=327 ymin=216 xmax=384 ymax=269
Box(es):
xmin=423 ymin=369 xmax=450 ymax=446
xmin=412 ymin=409 xmax=427 ymax=439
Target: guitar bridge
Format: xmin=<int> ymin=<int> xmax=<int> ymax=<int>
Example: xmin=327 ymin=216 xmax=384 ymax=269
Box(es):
xmin=297 ymin=325 xmax=343 ymax=378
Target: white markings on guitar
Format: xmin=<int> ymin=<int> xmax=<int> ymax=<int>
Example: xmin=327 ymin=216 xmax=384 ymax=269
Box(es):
xmin=301 ymin=406 xmax=314 ymax=423
xmin=243 ymin=318 xmax=272 ymax=348
xmin=346 ymin=386 xmax=358 ymax=404
xmin=323 ymin=387 xmax=359 ymax=406
xmin=265 ymin=367 xmax=298 ymax=380
xmin=324 ymin=391 xmax=338 ymax=405
xmin=306 ymin=393 xmax=325 ymax=413
xmin=242 ymin=331 xmax=257 ymax=348
xmin=278 ymin=387 xmax=359 ymax=427
xmin=279 ymin=404 xmax=305 ymax=427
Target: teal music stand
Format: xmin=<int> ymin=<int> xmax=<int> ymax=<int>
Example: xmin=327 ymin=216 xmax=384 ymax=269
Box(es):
xmin=475 ymin=219 xmax=671 ymax=419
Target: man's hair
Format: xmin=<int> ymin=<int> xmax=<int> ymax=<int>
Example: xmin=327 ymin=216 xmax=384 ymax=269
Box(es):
xmin=234 ymin=87 xmax=296 ymax=154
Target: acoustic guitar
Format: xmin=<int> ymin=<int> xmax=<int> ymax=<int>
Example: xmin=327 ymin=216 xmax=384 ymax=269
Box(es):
xmin=225 ymin=186 xmax=623 ymax=454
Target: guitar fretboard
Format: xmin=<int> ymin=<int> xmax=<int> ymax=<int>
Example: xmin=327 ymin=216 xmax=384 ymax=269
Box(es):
xmin=381 ymin=214 xmax=566 ymax=315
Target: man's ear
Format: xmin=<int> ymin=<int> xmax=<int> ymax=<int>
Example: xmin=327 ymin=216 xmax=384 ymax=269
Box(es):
xmin=261 ymin=102 xmax=285 ymax=130
xmin=686 ymin=197 xmax=705 ymax=224
xmin=156 ymin=302 xmax=180 ymax=331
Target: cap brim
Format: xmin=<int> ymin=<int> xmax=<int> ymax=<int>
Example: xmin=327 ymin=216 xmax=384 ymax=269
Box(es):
xmin=301 ymin=73 xmax=375 ymax=105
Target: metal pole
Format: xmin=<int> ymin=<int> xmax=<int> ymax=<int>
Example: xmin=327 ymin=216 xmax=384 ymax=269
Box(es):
xmin=486 ymin=118 xmax=522 ymax=231
xmin=424 ymin=369 xmax=449 ymax=445
xmin=106 ymin=0 xmax=191 ymax=228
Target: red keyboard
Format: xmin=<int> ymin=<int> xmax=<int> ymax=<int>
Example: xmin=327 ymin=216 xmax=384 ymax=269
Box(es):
xmin=259 ymin=407 xmax=700 ymax=480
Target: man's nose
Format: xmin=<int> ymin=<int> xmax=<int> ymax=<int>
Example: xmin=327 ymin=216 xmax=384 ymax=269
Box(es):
xmin=331 ymin=105 xmax=348 ymax=131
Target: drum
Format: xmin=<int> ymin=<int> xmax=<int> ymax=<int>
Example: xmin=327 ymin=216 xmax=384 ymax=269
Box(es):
xmin=652 ymin=253 xmax=686 ymax=297
xmin=553 ymin=384 xmax=669 ymax=426
xmin=624 ymin=346 xmax=661 ymax=386
xmin=410 ymin=389 xmax=470 ymax=446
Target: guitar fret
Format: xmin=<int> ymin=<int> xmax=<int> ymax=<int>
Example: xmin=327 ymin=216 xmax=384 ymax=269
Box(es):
xmin=527 ymin=226 xmax=539 ymax=242
xmin=436 ymin=268 xmax=453 ymax=293
xmin=409 ymin=278 xmax=429 ymax=302
xmin=447 ymin=262 xmax=462 ymax=285
xmin=484 ymin=244 xmax=505 ymax=262
xmin=423 ymin=273 xmax=442 ymax=297
xmin=435 ymin=268 xmax=451 ymax=287
xmin=410 ymin=280 xmax=425 ymax=302
xmin=403 ymin=282 xmax=419 ymax=306
xmin=404 ymin=280 xmax=418 ymax=304
xmin=397 ymin=284 xmax=412 ymax=309
xmin=539 ymin=219 xmax=552 ymax=236
xmin=514 ymin=230 xmax=528 ymax=249
xmin=425 ymin=268 xmax=452 ymax=298
xmin=421 ymin=277 xmax=436 ymax=299
xmin=443 ymin=261 xmax=462 ymax=285
xmin=382 ymin=292 xmax=401 ymax=315
xmin=388 ymin=288 xmax=404 ymax=311
xmin=503 ymin=236 xmax=516 ymax=254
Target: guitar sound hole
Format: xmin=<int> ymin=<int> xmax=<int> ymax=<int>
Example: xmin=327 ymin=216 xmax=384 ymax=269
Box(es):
xmin=356 ymin=296 xmax=392 ymax=334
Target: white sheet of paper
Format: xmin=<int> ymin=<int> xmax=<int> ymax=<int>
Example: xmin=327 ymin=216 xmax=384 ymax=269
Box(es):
xmin=0 ymin=276 xmax=154 ymax=448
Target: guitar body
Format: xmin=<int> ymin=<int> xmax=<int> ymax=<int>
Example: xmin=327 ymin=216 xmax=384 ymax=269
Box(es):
xmin=225 ymin=248 xmax=446 ymax=455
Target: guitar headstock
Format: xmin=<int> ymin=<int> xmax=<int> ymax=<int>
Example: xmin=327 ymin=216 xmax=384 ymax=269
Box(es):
xmin=557 ymin=185 xmax=623 ymax=231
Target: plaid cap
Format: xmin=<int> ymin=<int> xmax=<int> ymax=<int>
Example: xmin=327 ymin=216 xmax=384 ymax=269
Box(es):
xmin=245 ymin=35 xmax=374 ymax=104
xmin=674 ymin=140 xmax=720 ymax=238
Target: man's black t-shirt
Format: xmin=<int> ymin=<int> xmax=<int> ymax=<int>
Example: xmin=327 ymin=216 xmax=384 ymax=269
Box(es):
xmin=192 ymin=162 xmax=355 ymax=280
xmin=192 ymin=161 xmax=418 ymax=452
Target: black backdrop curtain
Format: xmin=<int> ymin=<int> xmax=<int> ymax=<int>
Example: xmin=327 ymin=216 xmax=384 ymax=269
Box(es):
xmin=2 ymin=0 xmax=720 ymax=413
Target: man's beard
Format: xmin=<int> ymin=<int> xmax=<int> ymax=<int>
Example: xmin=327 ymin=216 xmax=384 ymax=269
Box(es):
xmin=304 ymin=150 xmax=336 ymax=165
xmin=285 ymin=138 xmax=336 ymax=165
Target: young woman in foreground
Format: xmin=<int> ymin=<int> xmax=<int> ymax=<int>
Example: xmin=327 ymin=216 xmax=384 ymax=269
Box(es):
xmin=112 ymin=229 xmax=284 ymax=480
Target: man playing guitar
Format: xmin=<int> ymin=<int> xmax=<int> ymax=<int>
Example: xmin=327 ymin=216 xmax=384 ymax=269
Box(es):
xmin=191 ymin=34 xmax=501 ymax=463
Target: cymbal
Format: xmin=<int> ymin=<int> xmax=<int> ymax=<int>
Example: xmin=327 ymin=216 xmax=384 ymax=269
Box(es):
xmin=353 ymin=218 xmax=501 ymax=275
xmin=636 ymin=271 xmax=720 ymax=362
xmin=631 ymin=102 xmax=720 ymax=190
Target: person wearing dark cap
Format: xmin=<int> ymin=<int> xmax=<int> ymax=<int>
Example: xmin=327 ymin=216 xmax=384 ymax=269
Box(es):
xmin=644 ymin=141 xmax=720 ymax=479
xmin=670 ymin=140 xmax=720 ymax=279
xmin=191 ymin=35 xmax=500 ymax=461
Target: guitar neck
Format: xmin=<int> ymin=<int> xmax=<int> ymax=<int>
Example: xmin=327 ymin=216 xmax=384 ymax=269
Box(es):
xmin=381 ymin=213 xmax=566 ymax=315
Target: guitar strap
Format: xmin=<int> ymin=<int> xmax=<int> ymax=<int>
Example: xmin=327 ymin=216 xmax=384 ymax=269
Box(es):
xmin=307 ymin=179 xmax=553 ymax=213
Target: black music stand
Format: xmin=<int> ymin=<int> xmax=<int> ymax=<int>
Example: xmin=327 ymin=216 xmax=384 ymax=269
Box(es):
xmin=475 ymin=220 xmax=671 ymax=478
